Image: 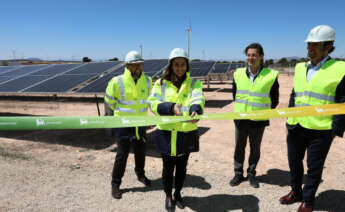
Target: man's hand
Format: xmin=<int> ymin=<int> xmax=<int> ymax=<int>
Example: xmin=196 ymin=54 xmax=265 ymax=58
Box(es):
xmin=173 ymin=104 xmax=182 ymax=116
xmin=190 ymin=111 xmax=199 ymax=123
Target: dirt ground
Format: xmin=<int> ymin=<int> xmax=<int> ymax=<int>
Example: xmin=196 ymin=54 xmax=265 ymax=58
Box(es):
xmin=0 ymin=74 xmax=344 ymax=212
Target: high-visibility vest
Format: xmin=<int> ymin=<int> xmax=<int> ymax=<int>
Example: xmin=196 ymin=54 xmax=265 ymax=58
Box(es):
xmin=148 ymin=73 xmax=205 ymax=155
xmin=234 ymin=67 xmax=279 ymax=121
xmin=287 ymin=59 xmax=345 ymax=130
xmin=104 ymin=68 xmax=152 ymax=139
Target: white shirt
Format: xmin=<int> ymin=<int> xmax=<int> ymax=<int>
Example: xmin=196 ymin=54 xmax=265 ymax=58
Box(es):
xmin=248 ymin=67 xmax=260 ymax=84
xmin=306 ymin=56 xmax=330 ymax=82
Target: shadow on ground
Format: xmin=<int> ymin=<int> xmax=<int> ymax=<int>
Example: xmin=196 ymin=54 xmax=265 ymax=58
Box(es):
xmin=205 ymin=100 xmax=233 ymax=108
xmin=0 ymin=129 xmax=115 ymax=150
xmin=0 ymin=112 xmax=45 ymax=116
xmin=257 ymin=168 xmax=308 ymax=187
xmin=314 ymin=190 xmax=345 ymax=212
xmin=216 ymin=88 xmax=234 ymax=93
xmin=184 ymin=194 xmax=259 ymax=212
xmin=203 ymin=88 xmax=220 ymax=92
xmin=121 ymin=174 xmax=212 ymax=194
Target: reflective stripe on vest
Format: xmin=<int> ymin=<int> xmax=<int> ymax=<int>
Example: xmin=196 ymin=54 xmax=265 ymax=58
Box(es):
xmin=235 ymin=99 xmax=271 ymax=108
xmin=236 ymin=90 xmax=270 ymax=98
xmin=295 ymin=91 xmax=335 ymax=102
xmin=161 ymin=82 xmax=166 ymax=102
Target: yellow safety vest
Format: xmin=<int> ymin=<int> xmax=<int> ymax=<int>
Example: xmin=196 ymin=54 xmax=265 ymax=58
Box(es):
xmin=148 ymin=73 xmax=205 ymax=155
xmin=234 ymin=67 xmax=279 ymax=121
xmin=287 ymin=59 xmax=345 ymax=130
xmin=104 ymin=68 xmax=152 ymax=139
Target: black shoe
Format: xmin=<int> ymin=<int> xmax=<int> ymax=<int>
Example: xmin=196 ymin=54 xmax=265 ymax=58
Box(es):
xmin=248 ymin=175 xmax=259 ymax=188
xmin=138 ymin=176 xmax=151 ymax=186
xmin=165 ymin=197 xmax=175 ymax=212
xmin=230 ymin=174 xmax=244 ymax=186
xmin=174 ymin=193 xmax=185 ymax=209
xmin=175 ymin=198 xmax=185 ymax=209
xmin=111 ymin=185 xmax=122 ymax=199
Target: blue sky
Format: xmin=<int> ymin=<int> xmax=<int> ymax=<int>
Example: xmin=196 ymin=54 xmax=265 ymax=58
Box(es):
xmin=1 ymin=0 xmax=344 ymax=61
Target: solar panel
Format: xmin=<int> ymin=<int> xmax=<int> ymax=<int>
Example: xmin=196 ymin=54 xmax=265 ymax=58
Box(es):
xmin=30 ymin=63 xmax=82 ymax=76
xmin=65 ymin=62 xmax=120 ymax=75
xmin=229 ymin=63 xmax=246 ymax=70
xmin=76 ymin=66 xmax=125 ymax=93
xmin=142 ymin=59 xmax=168 ymax=77
xmin=22 ymin=62 xmax=119 ymax=93
xmin=0 ymin=77 xmax=12 ymax=84
xmin=0 ymin=64 xmax=85 ymax=93
xmin=23 ymin=74 xmax=96 ymax=93
xmin=0 ymin=65 xmax=48 ymax=77
xmin=189 ymin=61 xmax=216 ymax=77
xmin=214 ymin=63 xmax=230 ymax=73
xmin=0 ymin=76 xmax=49 ymax=92
xmin=76 ymin=60 xmax=167 ymax=93
xmin=0 ymin=66 xmax=17 ymax=74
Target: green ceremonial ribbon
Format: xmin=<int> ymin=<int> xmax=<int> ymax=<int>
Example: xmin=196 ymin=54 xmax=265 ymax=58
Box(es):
xmin=0 ymin=103 xmax=344 ymax=131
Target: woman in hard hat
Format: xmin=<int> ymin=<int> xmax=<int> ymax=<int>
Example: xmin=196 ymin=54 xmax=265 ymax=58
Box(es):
xmin=148 ymin=48 xmax=205 ymax=212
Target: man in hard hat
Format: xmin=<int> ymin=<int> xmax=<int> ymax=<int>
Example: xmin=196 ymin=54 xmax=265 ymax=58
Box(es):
xmin=279 ymin=25 xmax=345 ymax=212
xmin=105 ymin=50 xmax=152 ymax=199
xmin=230 ymin=43 xmax=279 ymax=188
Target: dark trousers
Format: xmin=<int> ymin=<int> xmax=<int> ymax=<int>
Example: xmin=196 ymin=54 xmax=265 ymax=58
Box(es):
xmin=162 ymin=153 xmax=190 ymax=198
xmin=111 ymin=138 xmax=146 ymax=186
xmin=287 ymin=125 xmax=333 ymax=204
xmin=234 ymin=124 xmax=265 ymax=176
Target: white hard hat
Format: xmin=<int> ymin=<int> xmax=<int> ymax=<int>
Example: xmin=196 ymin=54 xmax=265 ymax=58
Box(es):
xmin=169 ymin=48 xmax=188 ymax=61
xmin=305 ymin=25 xmax=335 ymax=42
xmin=125 ymin=51 xmax=144 ymax=64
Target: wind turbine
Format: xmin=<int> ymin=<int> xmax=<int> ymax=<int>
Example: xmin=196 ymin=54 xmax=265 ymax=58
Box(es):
xmin=186 ymin=18 xmax=192 ymax=58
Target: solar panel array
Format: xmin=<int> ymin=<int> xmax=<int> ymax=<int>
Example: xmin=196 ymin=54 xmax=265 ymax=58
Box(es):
xmin=213 ymin=63 xmax=230 ymax=73
xmin=0 ymin=62 xmax=121 ymax=93
xmin=229 ymin=63 xmax=246 ymax=70
xmin=76 ymin=59 xmax=168 ymax=93
xmin=0 ymin=60 xmax=220 ymax=94
xmin=76 ymin=66 xmax=124 ymax=93
xmin=189 ymin=61 xmax=216 ymax=77
xmin=24 ymin=62 xmax=121 ymax=93
xmin=0 ymin=66 xmax=17 ymax=74
xmin=0 ymin=64 xmax=81 ymax=92
xmin=0 ymin=65 xmax=48 ymax=85
xmin=142 ymin=59 xmax=168 ymax=77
